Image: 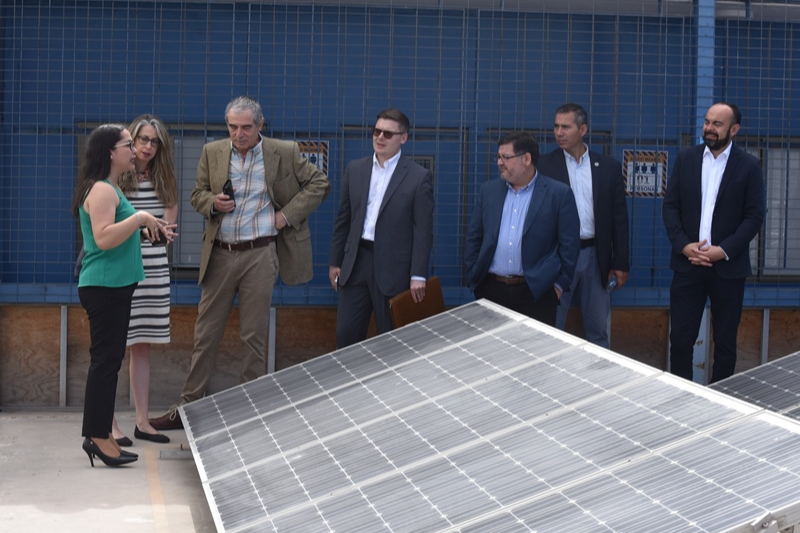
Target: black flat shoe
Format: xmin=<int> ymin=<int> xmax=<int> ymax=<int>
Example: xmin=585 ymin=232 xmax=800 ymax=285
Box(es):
xmin=115 ymin=436 xmax=133 ymax=447
xmin=134 ymin=426 xmax=170 ymax=443
xmin=82 ymin=438 xmax=137 ymax=467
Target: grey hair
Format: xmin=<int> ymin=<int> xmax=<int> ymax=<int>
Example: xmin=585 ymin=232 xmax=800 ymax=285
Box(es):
xmin=225 ymin=96 xmax=264 ymax=126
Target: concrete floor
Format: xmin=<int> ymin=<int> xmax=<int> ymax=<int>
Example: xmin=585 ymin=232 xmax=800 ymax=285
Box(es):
xmin=0 ymin=408 xmax=215 ymax=533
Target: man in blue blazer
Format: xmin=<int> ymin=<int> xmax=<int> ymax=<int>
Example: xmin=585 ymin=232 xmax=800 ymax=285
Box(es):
xmin=537 ymin=103 xmax=630 ymax=348
xmin=465 ymin=131 xmax=580 ymax=326
xmin=329 ymin=108 xmax=434 ymax=348
xmin=663 ymin=102 xmax=765 ymax=383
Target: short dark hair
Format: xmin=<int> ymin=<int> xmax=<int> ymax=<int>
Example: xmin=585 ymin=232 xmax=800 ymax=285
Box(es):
xmin=376 ymin=108 xmax=410 ymax=133
xmin=555 ymin=103 xmax=588 ymax=128
xmin=497 ymin=131 xmax=540 ymax=165
xmin=718 ymin=102 xmax=742 ymax=125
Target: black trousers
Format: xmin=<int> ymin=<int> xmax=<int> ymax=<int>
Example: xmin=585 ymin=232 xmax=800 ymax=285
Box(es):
xmin=669 ymin=268 xmax=745 ymax=383
xmin=336 ymin=244 xmax=394 ymax=349
xmin=78 ymin=284 xmax=136 ymax=438
xmin=475 ymin=277 xmax=559 ymax=327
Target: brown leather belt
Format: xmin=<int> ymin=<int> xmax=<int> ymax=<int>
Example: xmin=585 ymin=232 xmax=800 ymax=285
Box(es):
xmin=492 ymin=275 xmax=526 ymax=285
xmin=214 ymin=235 xmax=276 ymax=252
xmin=580 ymin=238 xmax=596 ymax=249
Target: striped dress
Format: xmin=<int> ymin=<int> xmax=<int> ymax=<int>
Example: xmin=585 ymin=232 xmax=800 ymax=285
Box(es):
xmin=126 ymin=180 xmax=171 ymax=345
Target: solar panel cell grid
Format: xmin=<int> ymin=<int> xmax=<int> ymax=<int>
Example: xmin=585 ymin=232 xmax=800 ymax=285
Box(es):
xmin=182 ymin=301 xmax=800 ymax=533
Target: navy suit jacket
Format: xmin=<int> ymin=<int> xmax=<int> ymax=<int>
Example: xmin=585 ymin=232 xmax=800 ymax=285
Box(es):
xmin=465 ymin=173 xmax=580 ymax=300
xmin=662 ymin=143 xmax=764 ymax=278
xmin=537 ymin=148 xmax=630 ymax=284
xmin=330 ymin=155 xmax=434 ymax=296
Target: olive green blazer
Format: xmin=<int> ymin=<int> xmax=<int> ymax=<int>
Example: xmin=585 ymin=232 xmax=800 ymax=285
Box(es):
xmin=190 ymin=137 xmax=330 ymax=285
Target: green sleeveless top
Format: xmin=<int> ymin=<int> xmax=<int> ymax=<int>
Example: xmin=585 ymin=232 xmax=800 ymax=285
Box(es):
xmin=78 ymin=180 xmax=145 ymax=288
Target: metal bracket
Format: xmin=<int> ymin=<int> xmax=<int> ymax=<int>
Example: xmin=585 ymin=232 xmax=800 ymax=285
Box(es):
xmin=751 ymin=512 xmax=779 ymax=533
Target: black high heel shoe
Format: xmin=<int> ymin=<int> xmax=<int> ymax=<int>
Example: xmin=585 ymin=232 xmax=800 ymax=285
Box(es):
xmin=82 ymin=438 xmax=138 ymax=467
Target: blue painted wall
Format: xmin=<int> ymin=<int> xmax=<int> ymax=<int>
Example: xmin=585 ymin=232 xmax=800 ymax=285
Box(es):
xmin=2 ymin=1 xmax=799 ymax=306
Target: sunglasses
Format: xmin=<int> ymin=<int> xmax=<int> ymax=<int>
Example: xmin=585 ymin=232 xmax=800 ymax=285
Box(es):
xmin=113 ymin=139 xmax=136 ymax=151
xmin=135 ymin=134 xmax=160 ymax=147
xmin=372 ymin=127 xmax=405 ymax=140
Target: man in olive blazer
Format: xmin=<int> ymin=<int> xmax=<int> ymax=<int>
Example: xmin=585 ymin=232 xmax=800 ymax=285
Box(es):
xmin=193 ymin=137 xmax=329 ymax=286
xmin=150 ymin=96 xmax=329 ymax=431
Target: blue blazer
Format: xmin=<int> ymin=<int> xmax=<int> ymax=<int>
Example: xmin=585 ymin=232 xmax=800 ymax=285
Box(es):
xmin=465 ymin=173 xmax=580 ymax=300
xmin=662 ymin=143 xmax=765 ymax=278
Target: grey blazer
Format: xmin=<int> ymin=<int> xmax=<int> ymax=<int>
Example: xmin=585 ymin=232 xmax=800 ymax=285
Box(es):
xmin=329 ymin=155 xmax=434 ymax=296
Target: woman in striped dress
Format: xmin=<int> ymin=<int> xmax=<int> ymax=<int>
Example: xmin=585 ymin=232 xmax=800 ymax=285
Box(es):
xmin=112 ymin=115 xmax=178 ymax=444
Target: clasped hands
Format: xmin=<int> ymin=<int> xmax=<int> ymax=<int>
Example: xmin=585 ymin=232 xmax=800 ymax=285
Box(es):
xmin=682 ymin=240 xmax=725 ymax=267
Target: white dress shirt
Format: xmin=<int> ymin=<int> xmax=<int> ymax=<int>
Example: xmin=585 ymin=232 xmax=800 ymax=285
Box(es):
xmin=564 ymin=144 xmax=595 ymax=239
xmin=361 ymin=151 xmax=402 ymax=242
xmin=699 ymin=142 xmax=733 ymax=251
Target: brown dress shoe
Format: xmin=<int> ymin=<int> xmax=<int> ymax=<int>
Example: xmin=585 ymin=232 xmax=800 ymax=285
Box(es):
xmin=149 ymin=408 xmax=184 ymax=431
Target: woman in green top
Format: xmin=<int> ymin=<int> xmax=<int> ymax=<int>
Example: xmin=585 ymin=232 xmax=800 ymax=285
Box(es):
xmin=71 ymin=124 xmax=176 ymax=467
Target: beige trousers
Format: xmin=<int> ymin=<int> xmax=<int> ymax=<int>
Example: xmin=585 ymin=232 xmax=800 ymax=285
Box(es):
xmin=180 ymin=242 xmax=278 ymax=405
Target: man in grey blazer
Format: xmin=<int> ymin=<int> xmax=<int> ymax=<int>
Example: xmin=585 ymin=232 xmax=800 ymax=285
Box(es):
xmin=663 ymin=102 xmax=764 ymax=383
xmin=150 ymin=96 xmax=329 ymax=430
xmin=465 ymin=131 xmax=580 ymax=326
xmin=537 ymin=103 xmax=630 ymax=348
xmin=329 ymin=108 xmax=434 ymax=348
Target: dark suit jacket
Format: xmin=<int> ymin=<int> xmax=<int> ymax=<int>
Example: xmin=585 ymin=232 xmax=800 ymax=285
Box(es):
xmin=662 ymin=143 xmax=764 ymax=278
xmin=537 ymin=148 xmax=629 ymax=284
xmin=465 ymin=173 xmax=580 ymax=300
xmin=329 ymin=155 xmax=434 ymax=297
xmin=191 ymin=138 xmax=330 ymax=285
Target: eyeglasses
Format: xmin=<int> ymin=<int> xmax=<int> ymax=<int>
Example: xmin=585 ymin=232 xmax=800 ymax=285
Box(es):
xmin=135 ymin=134 xmax=160 ymax=147
xmin=372 ymin=127 xmax=405 ymax=140
xmin=113 ymin=139 xmax=136 ymax=151
xmin=495 ymin=153 xmax=525 ymax=162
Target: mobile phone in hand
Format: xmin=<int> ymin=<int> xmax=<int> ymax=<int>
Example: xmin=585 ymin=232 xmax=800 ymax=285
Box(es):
xmin=151 ymin=227 xmax=168 ymax=246
xmin=222 ymin=179 xmax=235 ymax=208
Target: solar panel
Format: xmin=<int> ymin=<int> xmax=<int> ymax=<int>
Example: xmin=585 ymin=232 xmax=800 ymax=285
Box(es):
xmin=711 ymin=351 xmax=800 ymax=421
xmin=181 ymin=300 xmax=800 ymax=533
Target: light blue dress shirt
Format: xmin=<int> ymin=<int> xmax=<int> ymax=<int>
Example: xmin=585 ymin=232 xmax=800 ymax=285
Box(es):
xmin=488 ymin=174 xmax=537 ymax=276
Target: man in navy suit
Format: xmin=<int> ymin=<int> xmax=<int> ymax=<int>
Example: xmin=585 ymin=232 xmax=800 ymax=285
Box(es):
xmin=329 ymin=108 xmax=434 ymax=348
xmin=537 ymin=103 xmax=629 ymax=348
xmin=465 ymin=131 xmax=580 ymax=326
xmin=663 ymin=102 xmax=765 ymax=383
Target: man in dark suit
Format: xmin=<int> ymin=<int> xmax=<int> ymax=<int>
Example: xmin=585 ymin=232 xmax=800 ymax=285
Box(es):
xmin=329 ymin=108 xmax=434 ymax=348
xmin=663 ymin=102 xmax=765 ymax=383
xmin=465 ymin=131 xmax=580 ymax=326
xmin=537 ymin=103 xmax=629 ymax=348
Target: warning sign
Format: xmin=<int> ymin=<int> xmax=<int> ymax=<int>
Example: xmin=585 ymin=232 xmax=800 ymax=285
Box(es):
xmin=623 ymin=150 xmax=668 ymax=197
xmin=298 ymin=141 xmax=329 ymax=175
